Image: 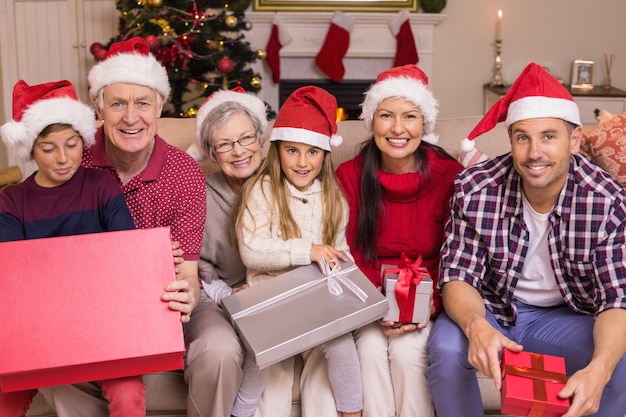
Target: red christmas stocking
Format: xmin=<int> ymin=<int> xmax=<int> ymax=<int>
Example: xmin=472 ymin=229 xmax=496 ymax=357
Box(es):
xmin=265 ymin=17 xmax=292 ymax=84
xmin=315 ymin=11 xmax=353 ymax=82
xmin=391 ymin=9 xmax=419 ymax=67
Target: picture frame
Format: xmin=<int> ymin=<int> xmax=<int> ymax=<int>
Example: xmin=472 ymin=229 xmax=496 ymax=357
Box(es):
xmin=253 ymin=0 xmax=418 ymax=12
xmin=571 ymin=60 xmax=595 ymax=90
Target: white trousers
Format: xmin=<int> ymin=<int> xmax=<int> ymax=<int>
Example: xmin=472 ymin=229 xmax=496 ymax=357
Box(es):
xmin=354 ymin=321 xmax=435 ymax=417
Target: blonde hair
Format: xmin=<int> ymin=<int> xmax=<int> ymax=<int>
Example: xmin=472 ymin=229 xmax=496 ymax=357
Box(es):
xmin=235 ymin=141 xmax=346 ymax=246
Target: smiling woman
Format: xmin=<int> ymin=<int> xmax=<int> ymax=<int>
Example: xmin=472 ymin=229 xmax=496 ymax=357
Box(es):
xmin=253 ymin=0 xmax=418 ymax=12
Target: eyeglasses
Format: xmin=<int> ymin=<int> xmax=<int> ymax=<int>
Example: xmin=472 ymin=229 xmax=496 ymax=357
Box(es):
xmin=212 ymin=134 xmax=258 ymax=154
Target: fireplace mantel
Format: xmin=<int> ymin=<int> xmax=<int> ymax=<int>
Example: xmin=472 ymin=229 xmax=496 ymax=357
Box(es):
xmin=245 ymin=11 xmax=446 ymax=111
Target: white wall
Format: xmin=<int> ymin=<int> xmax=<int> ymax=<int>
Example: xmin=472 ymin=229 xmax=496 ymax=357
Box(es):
xmin=432 ymin=0 xmax=626 ymax=117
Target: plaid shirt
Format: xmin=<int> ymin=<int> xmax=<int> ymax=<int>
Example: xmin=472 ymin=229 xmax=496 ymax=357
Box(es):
xmin=440 ymin=153 xmax=626 ymax=326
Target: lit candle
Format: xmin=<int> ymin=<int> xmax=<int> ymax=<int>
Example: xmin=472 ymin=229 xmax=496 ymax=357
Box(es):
xmin=496 ymin=10 xmax=502 ymax=41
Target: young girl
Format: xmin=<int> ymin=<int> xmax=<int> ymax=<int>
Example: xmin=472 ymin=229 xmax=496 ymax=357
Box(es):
xmin=232 ymin=86 xmax=363 ymax=417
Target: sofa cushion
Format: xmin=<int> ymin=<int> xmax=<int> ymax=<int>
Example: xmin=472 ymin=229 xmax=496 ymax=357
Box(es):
xmin=581 ymin=110 xmax=626 ymax=187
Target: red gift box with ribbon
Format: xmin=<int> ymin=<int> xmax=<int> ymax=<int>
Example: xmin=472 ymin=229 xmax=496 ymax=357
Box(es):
xmin=381 ymin=253 xmax=432 ymax=324
xmin=500 ymin=349 xmax=569 ymax=417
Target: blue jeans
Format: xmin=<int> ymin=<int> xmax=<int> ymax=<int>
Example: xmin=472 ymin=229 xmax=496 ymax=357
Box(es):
xmin=427 ymin=302 xmax=626 ymax=417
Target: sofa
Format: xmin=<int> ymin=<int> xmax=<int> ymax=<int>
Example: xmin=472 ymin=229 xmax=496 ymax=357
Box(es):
xmin=26 ymin=115 xmax=598 ymax=417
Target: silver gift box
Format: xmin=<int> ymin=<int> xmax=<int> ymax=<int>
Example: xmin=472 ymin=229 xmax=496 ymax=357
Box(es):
xmin=381 ymin=264 xmax=432 ymax=324
xmin=222 ymin=258 xmax=388 ymax=369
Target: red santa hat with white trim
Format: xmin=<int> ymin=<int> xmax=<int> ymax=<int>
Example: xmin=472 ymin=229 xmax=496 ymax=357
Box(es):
xmin=461 ymin=62 xmax=581 ymax=152
xmin=88 ymin=37 xmax=171 ymax=101
xmin=0 ymin=79 xmax=96 ymax=161
xmin=360 ymin=64 xmax=439 ymax=144
xmin=270 ymin=86 xmax=342 ymax=152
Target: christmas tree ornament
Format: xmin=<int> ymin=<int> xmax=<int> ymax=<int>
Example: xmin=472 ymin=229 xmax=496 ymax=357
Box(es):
xmin=225 ymin=15 xmax=238 ymax=28
xmin=217 ymin=56 xmax=235 ymax=74
xmin=151 ymin=0 xmax=162 ymax=7
xmin=145 ymin=34 xmax=160 ymax=51
xmin=94 ymin=48 xmax=107 ymax=62
xmin=186 ymin=107 xmax=197 ymax=118
xmin=256 ymin=49 xmax=267 ymax=60
xmin=90 ymin=42 xmax=103 ymax=55
xmin=315 ymin=11 xmax=353 ymax=82
xmin=243 ymin=20 xmax=253 ymax=31
xmin=265 ymin=16 xmax=292 ymax=83
xmin=391 ymin=9 xmax=419 ymax=67
xmin=250 ymin=77 xmax=261 ymax=89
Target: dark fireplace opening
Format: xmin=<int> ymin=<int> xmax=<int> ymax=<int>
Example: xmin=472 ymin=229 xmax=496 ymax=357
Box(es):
xmin=279 ymin=80 xmax=374 ymax=121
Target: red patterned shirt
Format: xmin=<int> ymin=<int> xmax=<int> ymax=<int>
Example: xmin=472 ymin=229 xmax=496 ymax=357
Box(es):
xmin=82 ymin=127 xmax=206 ymax=260
xmin=440 ymin=153 xmax=626 ymax=326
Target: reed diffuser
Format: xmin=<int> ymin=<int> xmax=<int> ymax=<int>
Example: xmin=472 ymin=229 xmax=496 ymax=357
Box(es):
xmin=603 ymin=53 xmax=616 ymax=90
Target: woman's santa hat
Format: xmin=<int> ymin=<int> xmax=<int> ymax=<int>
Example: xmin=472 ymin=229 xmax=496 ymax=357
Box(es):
xmin=189 ymin=86 xmax=269 ymax=161
xmin=0 ymin=80 xmax=96 ymax=161
xmin=270 ymin=86 xmax=342 ymax=152
xmin=88 ymin=37 xmax=171 ymax=101
xmin=461 ymin=62 xmax=581 ymax=152
xmin=360 ymin=64 xmax=439 ymax=144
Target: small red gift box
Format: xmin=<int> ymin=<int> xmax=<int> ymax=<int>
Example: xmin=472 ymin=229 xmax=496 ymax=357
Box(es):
xmin=381 ymin=253 xmax=432 ymax=324
xmin=0 ymin=228 xmax=185 ymax=393
xmin=500 ymin=349 xmax=569 ymax=417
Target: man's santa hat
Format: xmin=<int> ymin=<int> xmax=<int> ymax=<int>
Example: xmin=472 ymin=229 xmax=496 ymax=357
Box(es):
xmin=190 ymin=86 xmax=268 ymax=161
xmin=88 ymin=37 xmax=171 ymax=101
xmin=270 ymin=86 xmax=342 ymax=152
xmin=461 ymin=62 xmax=581 ymax=152
xmin=360 ymin=64 xmax=439 ymax=144
xmin=0 ymin=79 xmax=96 ymax=161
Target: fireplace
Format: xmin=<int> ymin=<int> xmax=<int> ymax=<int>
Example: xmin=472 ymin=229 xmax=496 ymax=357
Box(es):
xmin=280 ymin=80 xmax=374 ymax=120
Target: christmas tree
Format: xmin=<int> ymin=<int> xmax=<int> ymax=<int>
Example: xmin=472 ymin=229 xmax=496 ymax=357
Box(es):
xmin=90 ymin=0 xmax=267 ymax=117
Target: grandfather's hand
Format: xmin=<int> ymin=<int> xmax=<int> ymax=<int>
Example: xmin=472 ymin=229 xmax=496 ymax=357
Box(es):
xmin=162 ymin=279 xmax=197 ymax=323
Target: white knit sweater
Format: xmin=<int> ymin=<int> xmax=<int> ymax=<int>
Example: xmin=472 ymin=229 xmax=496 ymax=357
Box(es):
xmin=238 ymin=176 xmax=349 ymax=286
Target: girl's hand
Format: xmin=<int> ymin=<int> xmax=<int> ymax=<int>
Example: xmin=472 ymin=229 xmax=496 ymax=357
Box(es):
xmin=310 ymin=245 xmax=348 ymax=272
xmin=232 ymin=283 xmax=249 ymax=294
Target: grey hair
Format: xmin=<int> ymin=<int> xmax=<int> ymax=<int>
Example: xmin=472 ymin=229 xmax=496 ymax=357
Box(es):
xmin=199 ymin=101 xmax=267 ymax=162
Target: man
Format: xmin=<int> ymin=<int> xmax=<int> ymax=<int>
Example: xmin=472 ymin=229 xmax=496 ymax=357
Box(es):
xmin=427 ymin=62 xmax=626 ymax=417
xmin=41 ymin=37 xmax=244 ymax=417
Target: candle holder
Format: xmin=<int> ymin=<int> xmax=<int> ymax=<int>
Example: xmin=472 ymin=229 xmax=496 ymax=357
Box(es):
xmin=488 ymin=39 xmax=506 ymax=88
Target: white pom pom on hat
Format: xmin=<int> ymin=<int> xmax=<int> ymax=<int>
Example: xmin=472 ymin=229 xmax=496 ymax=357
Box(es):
xmin=462 ymin=62 xmax=581 ymax=152
xmin=0 ymin=79 xmax=96 ymax=161
xmin=360 ymin=64 xmax=439 ymax=144
xmin=270 ymin=85 xmax=342 ymax=152
xmin=88 ymin=37 xmax=171 ymax=101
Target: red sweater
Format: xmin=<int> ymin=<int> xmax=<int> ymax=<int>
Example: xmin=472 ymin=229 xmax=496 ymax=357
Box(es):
xmin=336 ymin=148 xmax=463 ymax=317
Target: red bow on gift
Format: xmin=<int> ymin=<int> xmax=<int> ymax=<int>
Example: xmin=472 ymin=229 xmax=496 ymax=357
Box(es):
xmin=384 ymin=253 xmax=429 ymax=323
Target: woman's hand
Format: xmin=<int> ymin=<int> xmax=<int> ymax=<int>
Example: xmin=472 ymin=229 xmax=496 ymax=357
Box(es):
xmin=310 ymin=244 xmax=348 ymax=272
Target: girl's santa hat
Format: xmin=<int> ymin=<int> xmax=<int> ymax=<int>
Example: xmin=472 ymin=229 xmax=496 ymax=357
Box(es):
xmin=461 ymin=62 xmax=581 ymax=153
xmin=0 ymin=79 xmax=96 ymax=161
xmin=360 ymin=64 xmax=439 ymax=144
xmin=270 ymin=86 xmax=342 ymax=152
xmin=88 ymin=37 xmax=171 ymax=101
xmin=190 ymin=86 xmax=269 ymax=161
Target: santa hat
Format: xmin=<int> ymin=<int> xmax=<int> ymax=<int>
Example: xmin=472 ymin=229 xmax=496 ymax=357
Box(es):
xmin=461 ymin=62 xmax=581 ymax=152
xmin=270 ymin=86 xmax=342 ymax=152
xmin=360 ymin=64 xmax=439 ymax=144
xmin=0 ymin=80 xmax=96 ymax=161
xmin=88 ymin=37 xmax=171 ymax=101
xmin=190 ymin=86 xmax=268 ymax=161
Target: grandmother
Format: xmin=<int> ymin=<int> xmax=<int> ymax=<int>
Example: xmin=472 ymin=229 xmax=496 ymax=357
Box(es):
xmin=335 ymin=64 xmax=463 ymax=417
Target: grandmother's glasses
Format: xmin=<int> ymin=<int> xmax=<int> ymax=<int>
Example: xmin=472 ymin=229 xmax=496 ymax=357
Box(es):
xmin=213 ymin=134 xmax=258 ymax=154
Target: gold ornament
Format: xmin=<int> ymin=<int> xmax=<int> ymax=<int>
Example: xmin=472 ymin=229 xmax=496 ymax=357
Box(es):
xmin=151 ymin=0 xmax=162 ymax=7
xmin=225 ymin=15 xmax=238 ymax=28
xmin=250 ymin=77 xmax=261 ymax=89
xmin=150 ymin=18 xmax=176 ymax=36
xmin=186 ymin=107 xmax=198 ymax=118
xmin=256 ymin=49 xmax=267 ymax=60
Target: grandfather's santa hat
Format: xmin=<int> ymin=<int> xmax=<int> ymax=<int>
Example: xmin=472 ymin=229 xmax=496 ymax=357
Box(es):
xmin=270 ymin=86 xmax=342 ymax=152
xmin=88 ymin=37 xmax=171 ymax=101
xmin=461 ymin=62 xmax=581 ymax=152
xmin=0 ymin=80 xmax=96 ymax=161
xmin=190 ymin=86 xmax=269 ymax=161
xmin=360 ymin=64 xmax=438 ymax=144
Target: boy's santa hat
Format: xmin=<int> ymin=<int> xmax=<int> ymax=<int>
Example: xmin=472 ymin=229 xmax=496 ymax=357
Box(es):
xmin=88 ymin=37 xmax=171 ymax=101
xmin=360 ymin=64 xmax=439 ymax=144
xmin=190 ymin=86 xmax=268 ymax=161
xmin=0 ymin=79 xmax=96 ymax=161
xmin=270 ymin=86 xmax=342 ymax=152
xmin=461 ymin=62 xmax=581 ymax=152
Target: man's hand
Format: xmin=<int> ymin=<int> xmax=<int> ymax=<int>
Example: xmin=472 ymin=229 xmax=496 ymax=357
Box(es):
xmin=558 ymin=364 xmax=608 ymax=417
